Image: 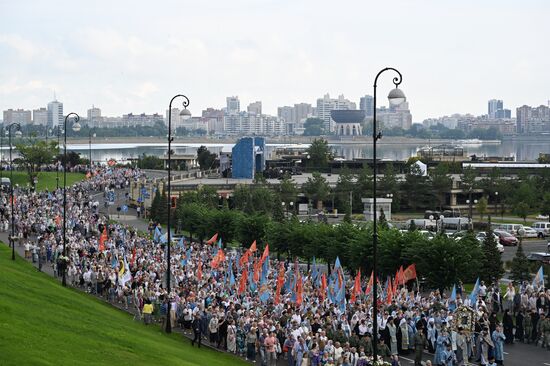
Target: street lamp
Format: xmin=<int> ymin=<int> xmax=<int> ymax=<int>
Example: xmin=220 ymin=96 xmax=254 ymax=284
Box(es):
xmin=165 ymin=94 xmax=191 ymax=334
xmin=494 ymin=191 xmax=499 ymax=216
xmin=61 ymin=113 xmax=81 ymax=286
xmin=56 ymin=126 xmax=61 ymax=189
xmin=466 ymin=199 xmax=478 ymax=230
xmin=371 ymin=67 xmax=404 ymax=360
xmin=89 ymin=130 xmax=96 ymax=171
xmin=7 ymin=123 xmax=22 ymax=260
xmin=0 ymin=126 xmax=4 ymax=181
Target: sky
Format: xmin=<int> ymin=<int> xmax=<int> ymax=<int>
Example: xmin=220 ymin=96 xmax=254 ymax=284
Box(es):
xmin=1 ymin=0 xmax=549 ymax=122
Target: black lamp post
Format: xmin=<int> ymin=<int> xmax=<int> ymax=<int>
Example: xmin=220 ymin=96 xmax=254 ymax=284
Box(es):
xmin=0 ymin=126 xmax=4 ymax=181
xmin=7 ymin=122 xmax=22 ymax=260
xmin=372 ymin=67 xmax=404 ymax=360
xmin=61 ymin=113 xmax=81 ymax=286
xmin=165 ymin=95 xmax=191 ymax=333
xmin=56 ymin=126 xmax=61 ymax=190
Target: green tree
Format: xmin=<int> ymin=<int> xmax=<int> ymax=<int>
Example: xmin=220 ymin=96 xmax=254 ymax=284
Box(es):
xmin=479 ymin=229 xmax=504 ymax=283
xmin=197 ymin=146 xmax=217 ymax=171
xmin=158 ymin=186 xmax=169 ymax=224
xmin=379 ymin=163 xmax=400 ymax=210
xmin=335 ymin=167 xmax=354 ymax=220
xmin=15 ymin=139 xmax=57 ymax=187
xmin=514 ymin=201 xmax=530 ymax=223
xmin=209 ymin=209 xmax=241 ymax=246
xmin=355 ymin=165 xmax=373 ymax=211
xmin=303 ymin=172 xmax=331 ymax=209
xmin=540 ymin=193 xmax=550 ymax=222
xmin=279 ymin=173 xmax=298 ymax=204
xmin=430 ymin=163 xmax=452 ymax=211
xmin=236 ymin=213 xmax=269 ymax=250
xmin=461 ymin=166 xmax=477 ymax=202
xmin=150 ymin=187 xmax=162 ymax=222
xmin=137 ymin=154 xmax=164 ymax=170
xmin=305 ymin=138 xmax=332 ymax=170
xmin=303 ymin=118 xmax=326 ymax=136
xmin=510 ymin=239 xmax=531 ymax=283
xmin=178 ymin=203 xmax=210 ymax=241
xmin=477 ymin=197 xmax=488 ymax=222
xmin=403 ymin=163 xmax=431 ymax=211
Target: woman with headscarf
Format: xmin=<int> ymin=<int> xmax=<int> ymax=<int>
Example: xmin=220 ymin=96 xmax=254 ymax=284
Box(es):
xmin=387 ymin=317 xmax=398 ymax=356
xmin=399 ymin=318 xmax=410 ymax=354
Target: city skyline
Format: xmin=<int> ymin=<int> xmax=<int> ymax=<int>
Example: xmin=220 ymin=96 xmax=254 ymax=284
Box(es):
xmin=1 ymin=0 xmax=549 ymax=121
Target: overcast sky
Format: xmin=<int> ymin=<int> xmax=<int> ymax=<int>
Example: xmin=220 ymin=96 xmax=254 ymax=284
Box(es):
xmin=1 ymin=0 xmax=549 ymax=122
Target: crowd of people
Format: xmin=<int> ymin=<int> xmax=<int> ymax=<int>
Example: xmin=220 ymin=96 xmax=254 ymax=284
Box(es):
xmin=4 ymin=166 xmax=550 ymax=366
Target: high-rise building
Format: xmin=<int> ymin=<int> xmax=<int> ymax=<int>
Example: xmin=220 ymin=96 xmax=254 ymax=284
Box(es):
xmin=87 ymin=106 xmax=101 ymax=120
xmin=247 ymin=101 xmax=262 ymax=115
xmin=488 ymin=99 xmax=503 ymax=119
xmin=315 ymin=94 xmax=356 ymax=132
xmin=277 ymin=106 xmax=294 ymax=122
xmin=3 ymin=108 xmax=32 ymax=125
xmin=360 ymin=95 xmax=374 ymax=117
xmin=32 ymin=108 xmax=48 ymax=125
xmin=226 ymin=96 xmax=240 ymax=114
xmin=47 ymin=98 xmax=63 ymax=128
xmin=516 ymin=104 xmax=550 ymax=133
xmin=165 ymin=108 xmax=182 ymax=129
xmin=377 ymin=101 xmax=412 ymax=130
xmin=293 ymin=103 xmax=313 ymax=123
xmin=202 ymin=108 xmax=224 ymax=134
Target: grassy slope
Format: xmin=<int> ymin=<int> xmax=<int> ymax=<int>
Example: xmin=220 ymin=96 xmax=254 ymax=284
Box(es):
xmin=3 ymin=171 xmax=85 ymax=191
xmin=0 ymin=245 xmax=247 ymax=366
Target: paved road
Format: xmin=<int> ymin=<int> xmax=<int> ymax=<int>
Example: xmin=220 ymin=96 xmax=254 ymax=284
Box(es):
xmin=501 ymin=238 xmax=549 ymax=262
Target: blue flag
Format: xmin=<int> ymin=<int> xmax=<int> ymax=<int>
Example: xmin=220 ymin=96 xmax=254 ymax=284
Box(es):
xmin=217 ymin=238 xmax=223 ymax=249
xmin=334 ymin=257 xmax=341 ymax=269
xmin=177 ymin=236 xmax=185 ymax=248
xmin=154 ymin=226 xmax=162 ymax=242
xmin=533 ymin=266 xmax=544 ymax=289
xmin=449 ymin=285 xmax=457 ymax=311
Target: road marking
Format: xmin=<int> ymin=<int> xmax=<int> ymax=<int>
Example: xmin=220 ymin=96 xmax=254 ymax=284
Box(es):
xmin=504 ymin=351 xmax=509 ymax=354
xmin=543 ymin=363 xmax=550 ymax=366
xmin=399 ymin=356 xmax=414 ymax=363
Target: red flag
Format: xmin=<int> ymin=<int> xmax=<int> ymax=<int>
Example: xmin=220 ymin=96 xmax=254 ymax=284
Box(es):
xmin=131 ymin=247 xmax=136 ymax=266
xmin=239 ymin=250 xmax=250 ymax=267
xmin=365 ymin=271 xmax=374 ymax=296
xmin=398 ymin=265 xmax=404 ymax=286
xmin=320 ymin=273 xmax=327 ymax=302
xmin=210 ymin=249 xmax=226 ymax=269
xmin=351 ymin=269 xmax=361 ymax=303
xmin=253 ymin=260 xmax=261 ymax=283
xmin=259 ymin=244 xmax=269 ymax=265
xmin=99 ymin=226 xmax=108 ymax=251
xmin=197 ymin=260 xmax=203 ymax=281
xmin=275 ymin=263 xmax=285 ymax=305
xmin=249 ymin=240 xmax=257 ymax=253
xmin=206 ymin=233 xmax=218 ymax=245
xmin=296 ymin=276 xmax=303 ymax=306
xmin=238 ymin=269 xmax=248 ymax=294
xmin=386 ymin=279 xmax=393 ymax=305
xmin=55 ymin=215 xmax=61 ymax=226
xmin=403 ymin=264 xmax=417 ymax=282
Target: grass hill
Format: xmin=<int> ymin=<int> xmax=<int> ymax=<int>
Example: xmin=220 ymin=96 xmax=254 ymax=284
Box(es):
xmin=0 ymin=245 xmax=247 ymax=366
xmin=5 ymin=171 xmax=85 ymax=191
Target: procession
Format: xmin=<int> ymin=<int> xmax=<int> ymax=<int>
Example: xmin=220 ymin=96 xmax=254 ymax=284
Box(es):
xmin=3 ymin=166 xmax=549 ymax=366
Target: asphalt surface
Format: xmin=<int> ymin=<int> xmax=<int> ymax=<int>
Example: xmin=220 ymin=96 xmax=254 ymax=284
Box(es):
xmin=501 ymin=238 xmax=550 ymax=262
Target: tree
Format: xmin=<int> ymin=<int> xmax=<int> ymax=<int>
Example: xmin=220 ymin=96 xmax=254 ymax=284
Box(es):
xmin=150 ymin=186 xmax=162 ymax=222
xmin=158 ymin=186 xmax=169 ymax=224
xmin=403 ymin=163 xmax=431 ymax=211
xmin=510 ymin=239 xmax=531 ymax=283
xmin=305 ymin=138 xmax=332 ymax=170
xmin=303 ymin=118 xmax=326 ymax=136
xmin=379 ymin=163 xmax=400 ymax=211
xmin=237 ymin=214 xmax=269 ymax=250
xmin=476 ymin=197 xmax=488 ymax=222
xmin=209 ymin=209 xmax=240 ymax=246
xmin=303 ymin=172 xmax=331 ymax=209
xmin=479 ymin=229 xmax=504 ymax=284
xmin=378 ymin=208 xmax=388 ymax=229
xmin=461 ymin=166 xmax=477 ymax=202
xmin=430 ymin=163 xmax=452 ymax=211
xmin=279 ymin=173 xmax=298 ymax=204
xmin=540 ymin=193 xmax=550 ymax=222
xmin=356 ymin=165 xmax=373 ymax=211
xmin=197 ymin=146 xmax=217 ymax=171
xmin=56 ymin=151 xmax=83 ymax=168
xmin=514 ymin=201 xmax=530 ymax=223
xmin=137 ymin=154 xmax=163 ymax=169
xmin=335 ymin=167 xmax=354 ymax=219
xmin=15 ymin=139 xmax=57 ymax=187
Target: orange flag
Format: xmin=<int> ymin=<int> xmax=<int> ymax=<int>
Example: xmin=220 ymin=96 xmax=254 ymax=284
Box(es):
xmin=206 ymin=233 xmax=218 ymax=245
xmin=275 ymin=263 xmax=285 ymax=305
xmin=403 ymin=264 xmax=417 ymax=282
xmin=99 ymin=226 xmax=108 ymax=251
xmin=398 ymin=265 xmax=404 ymax=286
xmin=386 ymin=280 xmax=393 ymax=305
xmin=197 ymin=260 xmax=203 ymax=281
xmin=238 ymin=269 xmax=248 ymax=294
xmin=296 ymin=275 xmax=303 ymax=306
xmin=253 ymin=260 xmax=261 ymax=283
xmin=320 ymin=273 xmax=327 ymax=302
xmin=249 ymin=240 xmax=257 ymax=253
xmin=351 ymin=269 xmax=362 ymax=303
xmin=239 ymin=250 xmax=250 ymax=268
xmin=365 ymin=271 xmax=374 ymax=296
xmin=210 ymin=249 xmax=226 ymax=269
xmin=259 ymin=244 xmax=269 ymax=265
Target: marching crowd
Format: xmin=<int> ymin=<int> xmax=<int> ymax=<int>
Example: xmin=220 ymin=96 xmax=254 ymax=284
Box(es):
xmin=2 ymin=167 xmax=550 ymax=366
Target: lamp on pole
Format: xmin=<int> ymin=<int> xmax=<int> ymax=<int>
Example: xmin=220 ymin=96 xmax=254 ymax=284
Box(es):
xmin=56 ymin=126 xmax=61 ymax=189
xmin=0 ymin=126 xmax=4 ymax=181
xmin=7 ymin=122 xmax=22 ymax=260
xmin=61 ymin=113 xmax=81 ymax=286
xmin=371 ymin=67 xmax=404 ymax=360
xmin=165 ymin=94 xmax=191 ymax=333
xmin=494 ymin=191 xmax=499 ymax=217
xmin=89 ymin=130 xmax=96 ymax=171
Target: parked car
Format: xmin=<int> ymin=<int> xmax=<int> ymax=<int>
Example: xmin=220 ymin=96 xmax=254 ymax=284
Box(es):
xmin=475 ymin=232 xmax=504 ymax=253
xmin=532 ymin=222 xmax=550 ymax=238
xmin=520 ymin=227 xmax=538 ymax=238
xmin=527 ymin=252 xmax=550 ymax=264
xmin=493 ymin=223 xmax=524 ymax=236
xmin=494 ymin=230 xmax=519 ymax=246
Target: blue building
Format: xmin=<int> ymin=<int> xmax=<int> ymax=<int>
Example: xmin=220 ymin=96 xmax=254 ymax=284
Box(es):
xmin=231 ymin=137 xmax=266 ymax=179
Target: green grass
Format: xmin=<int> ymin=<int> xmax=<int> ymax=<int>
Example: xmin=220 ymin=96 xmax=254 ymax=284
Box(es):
xmin=3 ymin=171 xmax=85 ymax=191
xmin=0 ymin=245 xmax=247 ymax=366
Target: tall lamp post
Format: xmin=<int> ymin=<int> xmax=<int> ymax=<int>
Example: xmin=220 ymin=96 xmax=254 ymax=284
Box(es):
xmin=61 ymin=113 xmax=81 ymax=286
xmin=89 ymin=130 xmax=96 ymax=170
xmin=0 ymin=126 xmax=4 ymax=181
xmin=372 ymin=67 xmax=405 ymax=360
xmin=165 ymin=95 xmax=191 ymax=333
xmin=56 ymin=126 xmax=61 ymax=189
xmin=7 ymin=122 xmax=22 ymax=260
